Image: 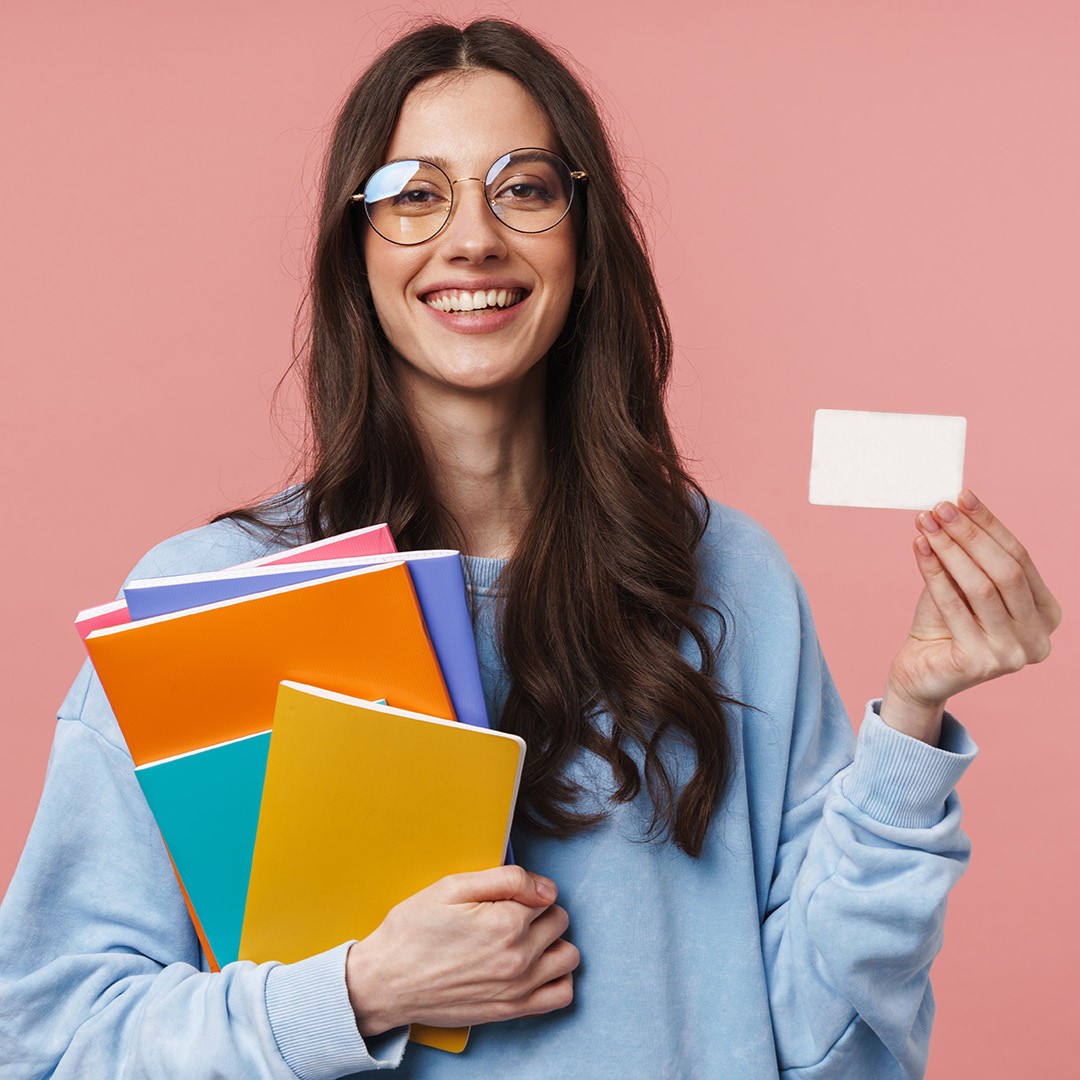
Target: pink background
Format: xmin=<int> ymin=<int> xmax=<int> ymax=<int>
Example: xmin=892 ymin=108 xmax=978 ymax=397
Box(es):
xmin=2 ymin=1 xmax=1077 ymax=1074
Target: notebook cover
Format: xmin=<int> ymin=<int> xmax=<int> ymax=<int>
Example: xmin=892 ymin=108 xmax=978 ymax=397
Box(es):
xmin=124 ymin=551 xmax=489 ymax=729
xmin=75 ymin=522 xmax=397 ymax=640
xmin=240 ymin=682 xmax=526 ymax=1053
xmin=136 ymin=731 xmax=271 ymax=968
xmin=86 ymin=562 xmax=454 ymax=766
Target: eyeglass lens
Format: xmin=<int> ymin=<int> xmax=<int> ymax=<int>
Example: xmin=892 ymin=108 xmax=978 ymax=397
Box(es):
xmin=362 ymin=149 xmax=576 ymax=245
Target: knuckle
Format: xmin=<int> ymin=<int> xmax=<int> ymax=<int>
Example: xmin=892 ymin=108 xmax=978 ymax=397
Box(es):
xmin=436 ymin=872 xmax=463 ymax=898
xmin=953 ymin=518 xmax=979 ymax=543
xmin=972 ymin=581 xmax=999 ymax=606
xmin=942 ymin=594 xmax=967 ymax=618
xmin=929 ymin=529 xmax=954 ymax=551
xmin=1002 ymin=647 xmax=1027 ymax=674
xmin=551 ymin=904 xmax=570 ymax=934
xmin=551 ymin=975 xmax=575 ymax=1009
xmin=923 ymin=556 xmax=947 ymax=578
xmin=490 ymin=997 xmax=522 ymax=1021
xmin=562 ymin=941 xmax=582 ymax=972
xmin=1000 ymin=566 xmax=1027 ymax=593
xmin=495 ymin=945 xmax=530 ymax=981
xmin=1029 ymin=638 xmax=1052 ymax=664
xmin=503 ymin=864 xmax=531 ymax=893
xmin=487 ymin=904 xmax=523 ymax=941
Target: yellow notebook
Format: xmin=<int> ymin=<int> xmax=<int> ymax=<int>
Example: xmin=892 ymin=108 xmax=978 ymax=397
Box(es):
xmin=239 ymin=681 xmax=526 ymax=1054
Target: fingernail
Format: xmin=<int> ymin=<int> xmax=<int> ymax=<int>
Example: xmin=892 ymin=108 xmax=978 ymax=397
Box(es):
xmin=918 ymin=512 xmax=941 ymax=533
xmin=916 ymin=535 xmax=933 ymax=557
xmin=935 ymin=501 xmax=959 ymax=523
xmin=536 ymin=878 xmax=557 ymax=901
xmin=959 ymin=489 xmax=980 ymax=512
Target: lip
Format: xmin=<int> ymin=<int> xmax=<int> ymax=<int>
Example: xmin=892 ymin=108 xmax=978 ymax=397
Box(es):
xmin=419 ymin=290 xmax=531 ymax=335
xmin=418 ymin=278 xmax=531 ymax=298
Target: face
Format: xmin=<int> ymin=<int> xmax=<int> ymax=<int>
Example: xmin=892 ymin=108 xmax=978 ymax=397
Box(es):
xmin=363 ymin=70 xmax=578 ymax=401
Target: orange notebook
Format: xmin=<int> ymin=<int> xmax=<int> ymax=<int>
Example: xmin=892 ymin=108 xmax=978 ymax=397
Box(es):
xmin=85 ymin=562 xmax=454 ymax=766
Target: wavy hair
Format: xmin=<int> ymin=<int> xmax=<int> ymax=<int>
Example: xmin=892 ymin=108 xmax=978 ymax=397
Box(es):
xmin=224 ymin=20 xmax=739 ymax=857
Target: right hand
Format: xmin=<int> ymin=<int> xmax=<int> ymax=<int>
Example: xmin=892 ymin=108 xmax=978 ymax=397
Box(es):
xmin=345 ymin=865 xmax=580 ymax=1035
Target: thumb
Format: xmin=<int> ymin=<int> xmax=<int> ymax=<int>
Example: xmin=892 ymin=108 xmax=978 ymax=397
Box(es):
xmin=908 ymin=583 xmax=947 ymax=639
xmin=440 ymin=865 xmax=558 ymax=908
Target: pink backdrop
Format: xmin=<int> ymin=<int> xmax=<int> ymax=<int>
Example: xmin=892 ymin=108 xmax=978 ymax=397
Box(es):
xmin=2 ymin=2 xmax=1077 ymax=1075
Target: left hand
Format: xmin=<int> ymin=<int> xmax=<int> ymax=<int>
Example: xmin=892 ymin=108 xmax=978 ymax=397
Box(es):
xmin=881 ymin=489 xmax=1061 ymax=744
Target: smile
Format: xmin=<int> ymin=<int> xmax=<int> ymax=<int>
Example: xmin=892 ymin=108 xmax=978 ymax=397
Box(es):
xmin=422 ymin=288 xmax=526 ymax=313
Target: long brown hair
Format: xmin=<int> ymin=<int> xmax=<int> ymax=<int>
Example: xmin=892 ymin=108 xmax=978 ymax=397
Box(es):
xmin=224 ymin=20 xmax=740 ymax=858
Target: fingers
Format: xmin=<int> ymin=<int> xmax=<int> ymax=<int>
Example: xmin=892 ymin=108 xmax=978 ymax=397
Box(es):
xmin=496 ymin=937 xmax=581 ymax=1018
xmin=916 ymin=499 xmax=1037 ymax=628
xmin=517 ymin=971 xmax=575 ymax=1018
xmin=524 ymin=898 xmax=571 ymax=956
xmin=488 ymin=968 xmax=577 ymax=1023
xmin=439 ymin=864 xmax=558 ymax=908
xmin=911 ymin=534 xmax=982 ymax=648
xmin=913 ymin=490 xmax=1057 ymax=667
xmin=520 ymin=938 xmax=581 ymax=996
xmin=955 ymin=490 xmax=1061 ymax=630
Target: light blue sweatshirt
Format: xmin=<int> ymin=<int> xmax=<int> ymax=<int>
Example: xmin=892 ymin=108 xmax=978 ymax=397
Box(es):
xmin=0 ymin=501 xmax=976 ymax=1079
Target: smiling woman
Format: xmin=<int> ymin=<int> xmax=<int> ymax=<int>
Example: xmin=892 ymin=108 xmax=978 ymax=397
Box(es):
xmin=0 ymin=17 xmax=1059 ymax=1080
xmin=364 ymin=71 xmax=579 ymax=414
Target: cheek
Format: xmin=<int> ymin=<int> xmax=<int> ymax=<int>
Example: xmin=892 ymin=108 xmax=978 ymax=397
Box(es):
xmin=363 ymin=244 xmax=420 ymax=338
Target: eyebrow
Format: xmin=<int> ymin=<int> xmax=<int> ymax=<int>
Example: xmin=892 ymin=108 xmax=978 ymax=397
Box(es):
xmin=392 ymin=150 xmax=557 ymax=172
xmin=400 ymin=154 xmax=455 ymax=171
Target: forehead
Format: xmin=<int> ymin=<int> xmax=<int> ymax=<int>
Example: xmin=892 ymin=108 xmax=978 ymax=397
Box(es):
xmin=384 ymin=69 xmax=558 ymax=171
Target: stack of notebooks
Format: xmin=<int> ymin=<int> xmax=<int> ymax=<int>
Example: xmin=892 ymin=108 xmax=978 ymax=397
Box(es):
xmin=78 ymin=524 xmax=525 ymax=1053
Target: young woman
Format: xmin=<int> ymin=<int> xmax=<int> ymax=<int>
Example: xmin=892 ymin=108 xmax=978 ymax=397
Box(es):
xmin=0 ymin=20 xmax=1059 ymax=1080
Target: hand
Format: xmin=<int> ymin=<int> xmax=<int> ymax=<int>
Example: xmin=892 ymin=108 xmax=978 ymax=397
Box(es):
xmin=345 ymin=865 xmax=580 ymax=1036
xmin=882 ymin=490 xmax=1061 ymax=744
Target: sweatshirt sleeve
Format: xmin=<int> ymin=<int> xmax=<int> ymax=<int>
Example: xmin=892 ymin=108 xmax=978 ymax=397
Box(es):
xmin=0 ymin=663 xmax=410 ymax=1079
xmin=757 ymin=578 xmax=977 ymax=1080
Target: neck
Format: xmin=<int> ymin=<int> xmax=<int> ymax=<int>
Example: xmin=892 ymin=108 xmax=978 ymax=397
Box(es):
xmin=400 ymin=365 xmax=548 ymax=559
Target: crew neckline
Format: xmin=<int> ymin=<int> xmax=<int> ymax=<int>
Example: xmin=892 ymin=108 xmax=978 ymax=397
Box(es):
xmin=461 ymin=552 xmax=508 ymax=594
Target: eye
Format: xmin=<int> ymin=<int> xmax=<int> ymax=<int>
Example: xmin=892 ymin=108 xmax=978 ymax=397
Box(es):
xmin=389 ymin=184 xmax=449 ymax=212
xmin=492 ymin=175 xmax=556 ymax=207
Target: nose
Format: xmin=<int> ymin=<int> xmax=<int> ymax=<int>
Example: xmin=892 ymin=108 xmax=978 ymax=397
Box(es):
xmin=438 ymin=177 xmax=508 ymax=263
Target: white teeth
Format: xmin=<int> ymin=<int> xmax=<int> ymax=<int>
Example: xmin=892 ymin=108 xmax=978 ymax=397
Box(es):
xmin=424 ymin=289 xmax=524 ymax=312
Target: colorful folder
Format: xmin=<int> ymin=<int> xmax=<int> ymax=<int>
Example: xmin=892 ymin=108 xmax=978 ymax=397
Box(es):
xmin=86 ymin=561 xmax=454 ymax=766
xmin=240 ymin=681 xmax=526 ymax=1054
xmin=75 ymin=521 xmax=397 ymax=640
xmin=124 ymin=550 xmax=489 ymax=729
xmin=135 ymin=731 xmax=270 ymax=968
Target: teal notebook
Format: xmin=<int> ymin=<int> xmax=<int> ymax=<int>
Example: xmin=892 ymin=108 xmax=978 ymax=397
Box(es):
xmin=135 ymin=730 xmax=270 ymax=968
xmin=134 ymin=698 xmax=390 ymax=968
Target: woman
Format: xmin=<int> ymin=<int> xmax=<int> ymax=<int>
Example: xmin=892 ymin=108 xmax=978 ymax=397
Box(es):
xmin=0 ymin=19 xmax=1059 ymax=1080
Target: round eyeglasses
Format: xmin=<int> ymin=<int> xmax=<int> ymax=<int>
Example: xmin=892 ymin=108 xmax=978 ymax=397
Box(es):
xmin=351 ymin=148 xmax=587 ymax=246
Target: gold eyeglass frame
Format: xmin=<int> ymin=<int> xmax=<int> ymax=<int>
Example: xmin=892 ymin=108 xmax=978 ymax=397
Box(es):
xmin=350 ymin=148 xmax=588 ymax=245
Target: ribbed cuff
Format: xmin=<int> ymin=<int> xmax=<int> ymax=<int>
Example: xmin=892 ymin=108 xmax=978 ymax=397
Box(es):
xmin=842 ymin=700 xmax=978 ymax=830
xmin=265 ymin=941 xmax=409 ymax=1078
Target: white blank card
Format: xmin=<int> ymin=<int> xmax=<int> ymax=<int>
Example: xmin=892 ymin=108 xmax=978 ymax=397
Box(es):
xmin=809 ymin=409 xmax=966 ymax=510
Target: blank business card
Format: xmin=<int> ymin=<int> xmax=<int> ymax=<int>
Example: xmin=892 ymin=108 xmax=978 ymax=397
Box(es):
xmin=809 ymin=409 xmax=966 ymax=510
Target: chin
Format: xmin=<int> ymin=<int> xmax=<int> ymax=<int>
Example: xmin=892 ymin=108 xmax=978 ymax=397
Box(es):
xmin=399 ymin=349 xmax=546 ymax=397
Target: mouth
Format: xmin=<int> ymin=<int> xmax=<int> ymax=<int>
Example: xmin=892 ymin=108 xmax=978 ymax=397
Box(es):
xmin=420 ymin=288 xmax=528 ymax=313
